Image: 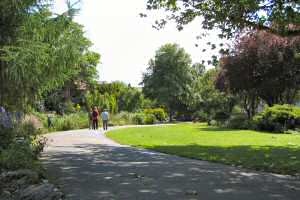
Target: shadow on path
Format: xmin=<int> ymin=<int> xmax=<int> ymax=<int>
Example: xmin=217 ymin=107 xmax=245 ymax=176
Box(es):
xmin=42 ymin=141 xmax=300 ymax=200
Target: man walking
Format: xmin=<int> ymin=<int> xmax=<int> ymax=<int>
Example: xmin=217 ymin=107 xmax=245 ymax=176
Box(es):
xmin=101 ymin=109 xmax=109 ymax=131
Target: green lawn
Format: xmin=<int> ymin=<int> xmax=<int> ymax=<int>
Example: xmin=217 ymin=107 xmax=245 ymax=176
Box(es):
xmin=107 ymin=123 xmax=300 ymax=175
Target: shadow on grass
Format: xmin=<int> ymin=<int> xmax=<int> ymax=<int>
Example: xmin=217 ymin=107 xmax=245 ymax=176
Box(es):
xmin=146 ymin=144 xmax=300 ymax=175
xmin=197 ymin=126 xmax=242 ymax=132
xmin=42 ymin=143 xmax=300 ymax=200
xmin=196 ymin=124 xmax=291 ymax=135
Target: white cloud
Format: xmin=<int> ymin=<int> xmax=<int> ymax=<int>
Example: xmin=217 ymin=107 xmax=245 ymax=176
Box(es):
xmin=53 ymin=0 xmax=225 ymax=86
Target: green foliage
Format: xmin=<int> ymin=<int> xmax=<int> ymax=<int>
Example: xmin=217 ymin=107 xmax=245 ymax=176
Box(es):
xmin=0 ymin=126 xmax=15 ymax=150
xmin=226 ymin=114 xmax=254 ymax=130
xmin=97 ymin=81 xmax=148 ymax=113
xmin=214 ymin=111 xmax=230 ymax=124
xmin=191 ymin=69 xmax=237 ymax=122
xmin=146 ymin=0 xmax=300 ymax=37
xmin=47 ymin=112 xmax=89 ymax=132
xmin=118 ymin=87 xmax=145 ymax=112
xmin=64 ymin=100 xmax=76 ymax=114
xmin=110 ymin=112 xmax=135 ymax=126
xmin=42 ymin=50 xmax=100 ymax=112
xmin=110 ymin=110 xmax=165 ymax=126
xmin=0 ymin=122 xmax=40 ymax=150
xmin=0 ymin=122 xmax=46 ymax=170
xmin=142 ymin=43 xmax=193 ymax=120
xmin=142 ymin=98 xmax=157 ymax=109
xmin=0 ymin=143 xmax=36 ymax=170
xmin=254 ymin=104 xmax=300 ymax=133
xmin=191 ymin=63 xmax=205 ymax=77
xmin=144 ymin=108 xmax=167 ymax=122
xmin=78 ymin=51 xmax=101 ymax=88
xmin=0 ymin=2 xmax=95 ymax=111
xmin=132 ymin=113 xmax=146 ymax=125
xmin=208 ymin=120 xmax=218 ymax=126
xmin=85 ymin=91 xmax=118 ymax=114
xmin=192 ymin=111 xmax=208 ymax=122
xmin=144 ymin=114 xmax=157 ymax=125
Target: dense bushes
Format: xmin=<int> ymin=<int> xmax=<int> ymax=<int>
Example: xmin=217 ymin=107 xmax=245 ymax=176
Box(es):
xmin=37 ymin=110 xmax=165 ymax=131
xmin=1 ymin=142 xmax=37 ymax=170
xmin=144 ymin=114 xmax=157 ymax=124
xmin=34 ymin=108 xmax=167 ymax=132
xmin=214 ymin=111 xmax=231 ymax=124
xmin=110 ymin=112 xmax=135 ymax=126
xmin=109 ymin=108 xmax=167 ymax=126
xmin=54 ymin=113 xmax=89 ymax=131
xmin=197 ymin=104 xmax=300 ymax=133
xmin=132 ymin=113 xmax=146 ymax=125
xmin=192 ymin=111 xmax=208 ymax=122
xmin=225 ymin=114 xmax=254 ymax=130
xmin=143 ymin=108 xmax=167 ymax=122
xmin=254 ymin=105 xmax=300 ymax=133
xmin=0 ymin=122 xmax=46 ymax=171
xmin=35 ymin=112 xmax=89 ymax=132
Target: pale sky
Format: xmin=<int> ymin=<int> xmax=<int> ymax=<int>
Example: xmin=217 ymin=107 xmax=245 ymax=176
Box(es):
xmin=53 ymin=0 xmax=224 ymax=86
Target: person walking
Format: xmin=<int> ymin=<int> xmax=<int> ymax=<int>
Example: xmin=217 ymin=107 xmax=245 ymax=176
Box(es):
xmin=101 ymin=109 xmax=109 ymax=131
xmin=47 ymin=112 xmax=54 ymax=129
xmin=88 ymin=107 xmax=93 ymax=129
xmin=92 ymin=107 xmax=99 ymax=130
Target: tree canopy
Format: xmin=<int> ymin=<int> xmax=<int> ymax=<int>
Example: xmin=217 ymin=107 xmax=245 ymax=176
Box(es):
xmin=191 ymin=68 xmax=236 ymax=121
xmin=146 ymin=0 xmax=300 ymax=37
xmin=0 ymin=0 xmax=99 ymax=111
xmin=216 ymin=30 xmax=300 ymax=108
xmin=142 ymin=43 xmax=193 ymax=120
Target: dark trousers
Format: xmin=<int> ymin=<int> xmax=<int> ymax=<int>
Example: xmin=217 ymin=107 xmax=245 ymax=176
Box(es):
xmin=92 ymin=120 xmax=98 ymax=130
xmin=103 ymin=120 xmax=108 ymax=130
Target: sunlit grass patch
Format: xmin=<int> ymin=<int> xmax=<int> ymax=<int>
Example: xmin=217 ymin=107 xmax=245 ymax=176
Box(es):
xmin=107 ymin=123 xmax=300 ymax=175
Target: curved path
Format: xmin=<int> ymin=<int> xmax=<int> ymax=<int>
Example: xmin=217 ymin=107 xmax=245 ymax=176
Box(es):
xmin=41 ymin=127 xmax=300 ymax=200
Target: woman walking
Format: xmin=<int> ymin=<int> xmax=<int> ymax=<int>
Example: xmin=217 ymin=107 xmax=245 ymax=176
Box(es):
xmin=92 ymin=107 xmax=99 ymax=130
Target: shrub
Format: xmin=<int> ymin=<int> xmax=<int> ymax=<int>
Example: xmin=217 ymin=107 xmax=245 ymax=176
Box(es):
xmin=110 ymin=112 xmax=134 ymax=126
xmin=208 ymin=119 xmax=217 ymax=126
xmin=64 ymin=100 xmax=76 ymax=114
xmin=253 ymin=104 xmax=300 ymax=133
xmin=144 ymin=114 xmax=157 ymax=124
xmin=60 ymin=118 xmax=76 ymax=131
xmin=132 ymin=113 xmax=146 ymax=125
xmin=192 ymin=111 xmax=208 ymax=122
xmin=0 ymin=126 xmax=15 ymax=150
xmin=0 ymin=122 xmax=46 ymax=170
xmin=214 ymin=111 xmax=230 ymax=124
xmin=284 ymin=129 xmax=300 ymax=134
xmin=1 ymin=122 xmax=42 ymax=150
xmin=144 ymin=108 xmax=167 ymax=122
xmin=226 ymin=114 xmax=254 ymax=130
xmin=0 ymin=142 xmax=35 ymax=170
xmin=43 ymin=112 xmax=89 ymax=132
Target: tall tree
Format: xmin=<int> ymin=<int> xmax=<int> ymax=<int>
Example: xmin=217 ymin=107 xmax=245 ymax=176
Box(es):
xmin=216 ymin=30 xmax=300 ymax=108
xmin=146 ymin=0 xmax=300 ymax=37
xmin=0 ymin=1 xmax=94 ymax=111
xmin=191 ymin=68 xmax=236 ymax=121
xmin=142 ymin=43 xmax=193 ymax=121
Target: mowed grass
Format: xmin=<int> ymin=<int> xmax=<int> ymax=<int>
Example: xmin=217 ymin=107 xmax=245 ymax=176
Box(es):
xmin=107 ymin=123 xmax=300 ymax=175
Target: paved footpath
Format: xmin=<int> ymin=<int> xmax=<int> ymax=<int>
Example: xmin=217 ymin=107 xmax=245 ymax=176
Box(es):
xmin=41 ymin=126 xmax=300 ymax=200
